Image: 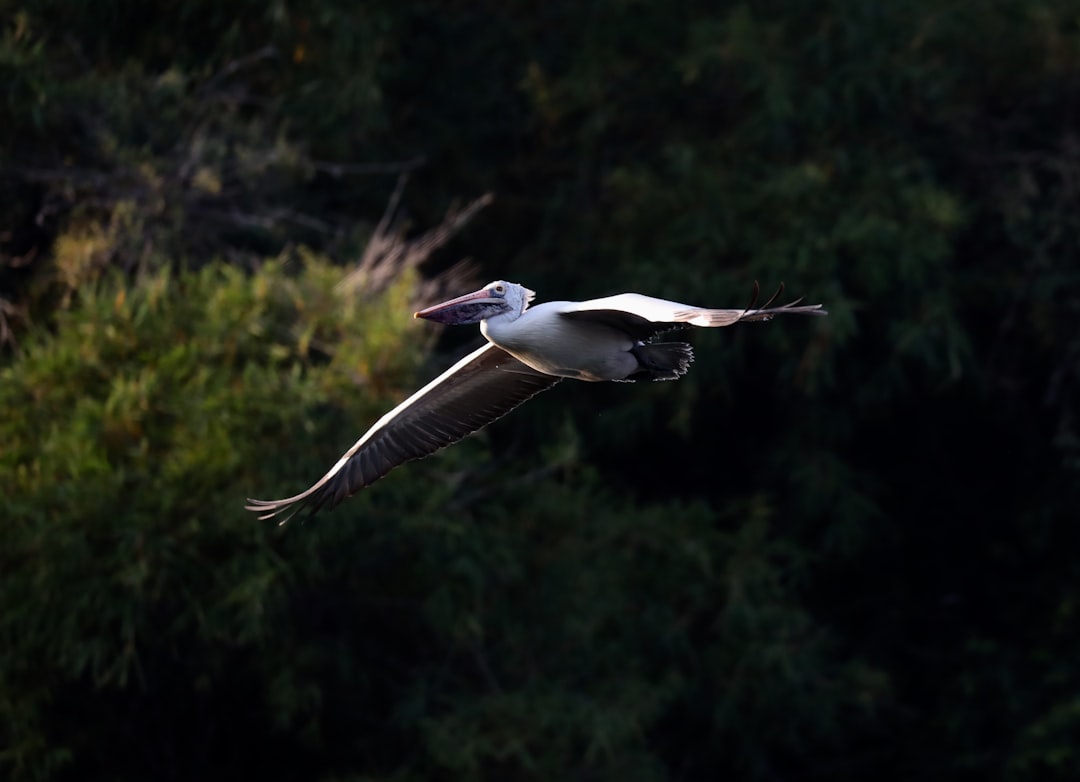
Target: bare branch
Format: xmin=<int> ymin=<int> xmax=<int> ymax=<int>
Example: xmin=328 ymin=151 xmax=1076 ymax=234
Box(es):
xmin=0 ymin=296 xmax=25 ymax=351
xmin=311 ymin=156 xmax=427 ymax=178
xmin=338 ymin=182 xmax=493 ymax=302
xmin=198 ymin=46 xmax=280 ymax=97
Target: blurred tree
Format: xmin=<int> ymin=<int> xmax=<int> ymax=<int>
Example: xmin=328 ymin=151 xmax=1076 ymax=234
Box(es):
xmin=0 ymin=252 xmax=873 ymax=780
xmin=2 ymin=0 xmax=1080 ymax=780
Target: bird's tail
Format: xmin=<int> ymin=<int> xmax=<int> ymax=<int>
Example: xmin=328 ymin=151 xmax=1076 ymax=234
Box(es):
xmin=627 ymin=342 xmax=694 ymax=381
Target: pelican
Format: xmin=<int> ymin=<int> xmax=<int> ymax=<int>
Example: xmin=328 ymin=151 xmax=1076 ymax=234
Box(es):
xmin=246 ymin=281 xmax=826 ymax=521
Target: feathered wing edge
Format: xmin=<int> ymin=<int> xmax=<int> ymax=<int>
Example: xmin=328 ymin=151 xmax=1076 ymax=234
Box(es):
xmin=245 ymin=343 xmax=561 ymax=524
xmin=559 ymin=281 xmax=827 ymax=340
xmin=706 ymin=281 xmax=828 ymax=324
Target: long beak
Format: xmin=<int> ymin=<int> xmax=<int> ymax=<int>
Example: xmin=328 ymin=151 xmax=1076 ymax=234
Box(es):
xmin=414 ymin=287 xmax=499 ymax=321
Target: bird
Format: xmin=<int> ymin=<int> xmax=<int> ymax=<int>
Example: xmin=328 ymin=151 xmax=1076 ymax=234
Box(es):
xmin=245 ymin=280 xmax=826 ymax=522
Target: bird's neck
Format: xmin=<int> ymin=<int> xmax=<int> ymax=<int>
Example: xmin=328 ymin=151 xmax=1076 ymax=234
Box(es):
xmin=480 ymin=308 xmax=524 ymax=344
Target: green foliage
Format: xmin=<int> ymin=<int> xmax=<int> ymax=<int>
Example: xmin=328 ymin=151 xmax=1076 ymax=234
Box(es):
xmin=411 ymin=489 xmax=870 ymax=780
xmin=0 ymin=1 xmax=403 ymax=325
xmin=0 ymin=255 xmax=428 ymax=778
xmin=0 ymin=254 xmax=870 ymax=780
xmin=2 ymin=0 xmax=1080 ymax=780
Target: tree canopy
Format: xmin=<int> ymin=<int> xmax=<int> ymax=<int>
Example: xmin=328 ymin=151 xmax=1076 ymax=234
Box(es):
xmin=2 ymin=1 xmax=1079 ymax=780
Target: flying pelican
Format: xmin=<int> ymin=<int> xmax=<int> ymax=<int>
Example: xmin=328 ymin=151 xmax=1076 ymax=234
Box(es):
xmin=246 ymin=281 xmax=826 ymax=521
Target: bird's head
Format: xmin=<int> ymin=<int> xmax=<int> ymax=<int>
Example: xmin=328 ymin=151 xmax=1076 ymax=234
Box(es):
xmin=414 ymin=280 xmax=535 ymax=325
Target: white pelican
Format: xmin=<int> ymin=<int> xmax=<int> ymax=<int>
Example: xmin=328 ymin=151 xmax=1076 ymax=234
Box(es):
xmin=246 ymin=281 xmax=826 ymax=521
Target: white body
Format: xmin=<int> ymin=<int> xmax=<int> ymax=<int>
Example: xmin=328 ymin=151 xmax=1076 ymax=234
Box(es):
xmin=482 ymin=301 xmax=637 ymax=381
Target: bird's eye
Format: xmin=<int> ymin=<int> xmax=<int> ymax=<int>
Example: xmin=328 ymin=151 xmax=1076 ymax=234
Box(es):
xmin=495 ymin=285 xmax=506 ymax=295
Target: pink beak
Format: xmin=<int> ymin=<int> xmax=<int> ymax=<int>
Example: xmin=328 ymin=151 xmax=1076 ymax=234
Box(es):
xmin=414 ymin=287 xmax=501 ymax=324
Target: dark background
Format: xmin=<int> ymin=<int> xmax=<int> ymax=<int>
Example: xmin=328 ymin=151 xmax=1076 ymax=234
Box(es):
xmin=2 ymin=2 xmax=1079 ymax=780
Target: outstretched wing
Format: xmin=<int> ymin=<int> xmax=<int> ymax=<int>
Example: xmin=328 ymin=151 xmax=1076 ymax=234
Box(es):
xmin=245 ymin=343 xmax=561 ymax=523
xmin=559 ymin=282 xmax=827 ymax=341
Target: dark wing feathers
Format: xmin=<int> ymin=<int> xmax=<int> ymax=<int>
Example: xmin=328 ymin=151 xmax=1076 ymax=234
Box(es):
xmin=245 ymin=343 xmax=560 ymax=523
xmin=558 ymin=308 xmax=661 ymax=340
